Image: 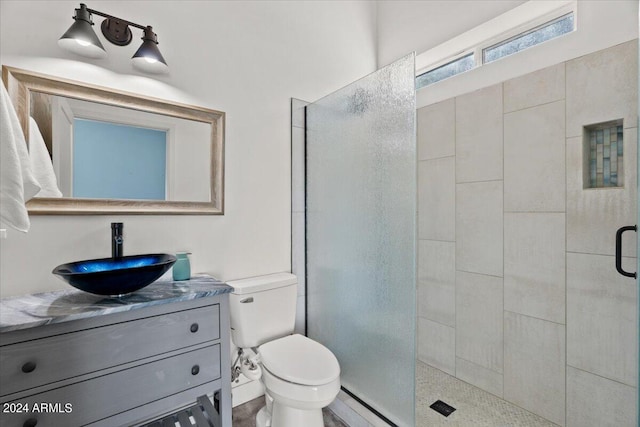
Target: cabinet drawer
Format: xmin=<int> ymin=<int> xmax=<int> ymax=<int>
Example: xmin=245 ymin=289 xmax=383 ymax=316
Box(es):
xmin=0 ymin=304 xmax=219 ymax=396
xmin=0 ymin=344 xmax=220 ymax=427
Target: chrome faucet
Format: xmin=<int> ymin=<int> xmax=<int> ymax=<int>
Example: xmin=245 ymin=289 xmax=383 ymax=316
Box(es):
xmin=111 ymin=222 xmax=123 ymax=258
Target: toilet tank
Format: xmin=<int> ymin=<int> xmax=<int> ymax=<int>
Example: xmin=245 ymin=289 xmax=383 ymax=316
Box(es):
xmin=227 ymin=273 xmax=297 ymax=348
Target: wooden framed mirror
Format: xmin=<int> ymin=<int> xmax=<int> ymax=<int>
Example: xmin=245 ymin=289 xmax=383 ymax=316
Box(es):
xmin=2 ymin=66 xmax=224 ymax=215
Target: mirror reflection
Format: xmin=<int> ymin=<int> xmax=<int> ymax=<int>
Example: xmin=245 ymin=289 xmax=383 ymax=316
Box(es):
xmin=3 ymin=66 xmax=224 ymax=214
xmin=29 ymin=92 xmax=212 ymax=202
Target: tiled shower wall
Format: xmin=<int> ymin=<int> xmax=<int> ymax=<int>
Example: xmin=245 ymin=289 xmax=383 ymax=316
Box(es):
xmin=417 ymin=40 xmax=638 ymax=427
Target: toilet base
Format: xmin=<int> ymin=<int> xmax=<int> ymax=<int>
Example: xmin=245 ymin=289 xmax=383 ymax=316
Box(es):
xmin=256 ymin=406 xmax=271 ymax=427
xmin=255 ymin=402 xmax=324 ymax=427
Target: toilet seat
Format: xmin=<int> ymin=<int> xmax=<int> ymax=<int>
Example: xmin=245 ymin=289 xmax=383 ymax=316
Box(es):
xmin=259 ymin=334 xmax=340 ymax=386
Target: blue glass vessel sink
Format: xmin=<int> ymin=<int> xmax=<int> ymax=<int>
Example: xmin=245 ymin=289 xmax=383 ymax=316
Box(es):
xmin=53 ymin=254 xmax=177 ymax=296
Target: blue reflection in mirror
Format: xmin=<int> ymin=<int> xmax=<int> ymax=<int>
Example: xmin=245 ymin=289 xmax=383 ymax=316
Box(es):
xmin=73 ymin=118 xmax=167 ymax=200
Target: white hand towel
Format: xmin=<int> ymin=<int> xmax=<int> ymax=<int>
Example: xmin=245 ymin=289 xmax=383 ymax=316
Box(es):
xmin=29 ymin=117 xmax=63 ymax=198
xmin=0 ymin=83 xmax=41 ymax=232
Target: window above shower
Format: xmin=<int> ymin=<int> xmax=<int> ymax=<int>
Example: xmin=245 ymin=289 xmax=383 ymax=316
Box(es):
xmin=482 ymin=12 xmax=574 ymax=64
xmin=415 ymin=1 xmax=576 ymax=89
xmin=415 ymin=53 xmax=475 ymax=88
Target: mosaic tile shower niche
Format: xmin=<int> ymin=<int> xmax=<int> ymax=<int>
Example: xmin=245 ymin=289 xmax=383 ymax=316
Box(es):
xmin=584 ymin=120 xmax=624 ymax=188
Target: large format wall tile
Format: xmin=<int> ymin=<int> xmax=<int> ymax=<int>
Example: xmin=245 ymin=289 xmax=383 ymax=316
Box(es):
xmin=504 ymin=100 xmax=566 ymax=212
xmin=567 ymin=366 xmax=637 ymax=427
xmin=418 ymin=157 xmax=455 ymax=241
xmin=414 ymin=43 xmax=638 ymax=426
xmin=504 ymin=213 xmax=565 ymax=324
xmin=417 ymin=98 xmax=455 ymax=161
xmin=456 ymin=271 xmax=503 ymax=374
xmin=455 ymin=84 xmax=503 ymax=183
xmin=504 ymin=62 xmax=565 ymax=113
xmin=566 ymin=128 xmax=638 ymax=257
xmin=567 ymin=252 xmax=637 ymax=387
xmin=418 ymin=317 xmax=455 ymax=375
xmin=456 ymin=181 xmax=503 ymax=277
xmin=455 ymin=357 xmax=503 ymax=398
xmin=566 ymin=40 xmax=638 ymax=138
xmin=418 ymin=240 xmax=455 ymax=327
xmin=504 ymin=312 xmax=566 ymax=426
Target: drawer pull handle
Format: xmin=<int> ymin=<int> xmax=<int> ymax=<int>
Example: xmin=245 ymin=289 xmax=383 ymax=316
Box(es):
xmin=21 ymin=362 xmax=37 ymax=373
xmin=191 ymin=365 xmax=200 ymax=376
xmin=190 ymin=323 xmax=199 ymax=333
xmin=23 ymin=418 xmax=38 ymax=427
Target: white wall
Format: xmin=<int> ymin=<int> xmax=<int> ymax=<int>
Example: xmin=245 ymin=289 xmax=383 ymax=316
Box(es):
xmin=377 ymin=0 xmax=638 ymax=108
xmin=376 ymin=0 xmax=527 ymax=67
xmin=0 ymin=0 xmax=377 ymax=297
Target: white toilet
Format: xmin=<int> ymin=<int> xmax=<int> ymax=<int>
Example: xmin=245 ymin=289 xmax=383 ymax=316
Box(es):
xmin=227 ymin=273 xmax=340 ymax=427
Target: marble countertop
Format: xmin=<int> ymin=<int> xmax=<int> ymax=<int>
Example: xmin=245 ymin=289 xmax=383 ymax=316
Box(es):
xmin=0 ymin=275 xmax=232 ymax=333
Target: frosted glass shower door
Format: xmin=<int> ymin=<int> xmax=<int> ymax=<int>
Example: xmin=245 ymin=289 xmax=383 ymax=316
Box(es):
xmin=306 ymin=54 xmax=416 ymax=427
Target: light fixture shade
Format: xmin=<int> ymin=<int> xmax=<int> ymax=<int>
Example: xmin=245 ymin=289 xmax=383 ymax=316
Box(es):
xmin=58 ymin=4 xmax=106 ymax=59
xmin=132 ymin=26 xmax=168 ymax=74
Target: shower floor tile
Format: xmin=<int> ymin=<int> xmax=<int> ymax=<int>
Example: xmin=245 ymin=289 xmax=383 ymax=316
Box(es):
xmin=416 ymin=361 xmax=559 ymax=427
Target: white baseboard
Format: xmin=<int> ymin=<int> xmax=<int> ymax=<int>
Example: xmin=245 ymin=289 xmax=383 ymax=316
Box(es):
xmin=231 ymin=376 xmax=265 ymax=408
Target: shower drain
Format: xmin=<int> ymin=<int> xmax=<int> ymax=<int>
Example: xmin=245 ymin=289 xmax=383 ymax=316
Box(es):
xmin=430 ymin=399 xmax=456 ymax=417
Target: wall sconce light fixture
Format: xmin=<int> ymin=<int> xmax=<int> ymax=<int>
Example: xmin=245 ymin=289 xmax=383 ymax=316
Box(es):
xmin=59 ymin=3 xmax=168 ymax=74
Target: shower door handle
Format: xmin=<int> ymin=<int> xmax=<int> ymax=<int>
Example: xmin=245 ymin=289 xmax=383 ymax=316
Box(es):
xmin=615 ymin=225 xmax=637 ymax=278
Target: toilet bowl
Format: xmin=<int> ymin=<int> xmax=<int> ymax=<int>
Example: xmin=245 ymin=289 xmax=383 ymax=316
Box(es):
xmin=227 ymin=273 xmax=341 ymax=427
xmin=258 ymin=334 xmax=340 ymax=427
xmin=255 ymin=334 xmax=340 ymax=427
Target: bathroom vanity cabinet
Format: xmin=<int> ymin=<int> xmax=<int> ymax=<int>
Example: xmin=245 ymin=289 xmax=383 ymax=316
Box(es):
xmin=0 ymin=277 xmax=232 ymax=427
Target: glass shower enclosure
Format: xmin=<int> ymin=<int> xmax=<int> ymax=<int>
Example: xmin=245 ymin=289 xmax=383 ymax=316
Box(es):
xmin=305 ymin=54 xmax=417 ymax=426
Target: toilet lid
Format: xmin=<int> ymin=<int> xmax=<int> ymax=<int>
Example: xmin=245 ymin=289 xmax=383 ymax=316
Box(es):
xmin=259 ymin=334 xmax=340 ymax=386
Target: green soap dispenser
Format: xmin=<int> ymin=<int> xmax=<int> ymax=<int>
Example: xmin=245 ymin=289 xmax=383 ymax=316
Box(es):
xmin=173 ymin=252 xmax=191 ymax=281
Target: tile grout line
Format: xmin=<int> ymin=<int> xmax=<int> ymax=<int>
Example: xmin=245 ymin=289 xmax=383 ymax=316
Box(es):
xmin=566 ymin=250 xmax=636 ymax=259
xmin=455 ymin=355 xmax=504 ymax=377
xmin=504 ymin=97 xmax=566 ymax=116
xmin=456 ymin=268 xmax=503 ymax=279
xmin=453 ymin=94 xmax=457 ymax=379
xmin=416 ymin=314 xmax=455 ymax=330
xmin=419 ymin=154 xmax=456 ymax=162
xmin=501 ymin=80 xmax=506 ymax=401
xmin=564 ymin=59 xmax=568 ymax=427
xmin=503 ymin=310 xmax=566 ymax=327
xmin=503 ymin=210 xmax=567 ymax=214
xmin=567 ymin=364 xmax=638 ymax=389
xmin=455 ymin=178 xmax=504 ymax=185
xmin=417 ymin=237 xmax=455 ymax=243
